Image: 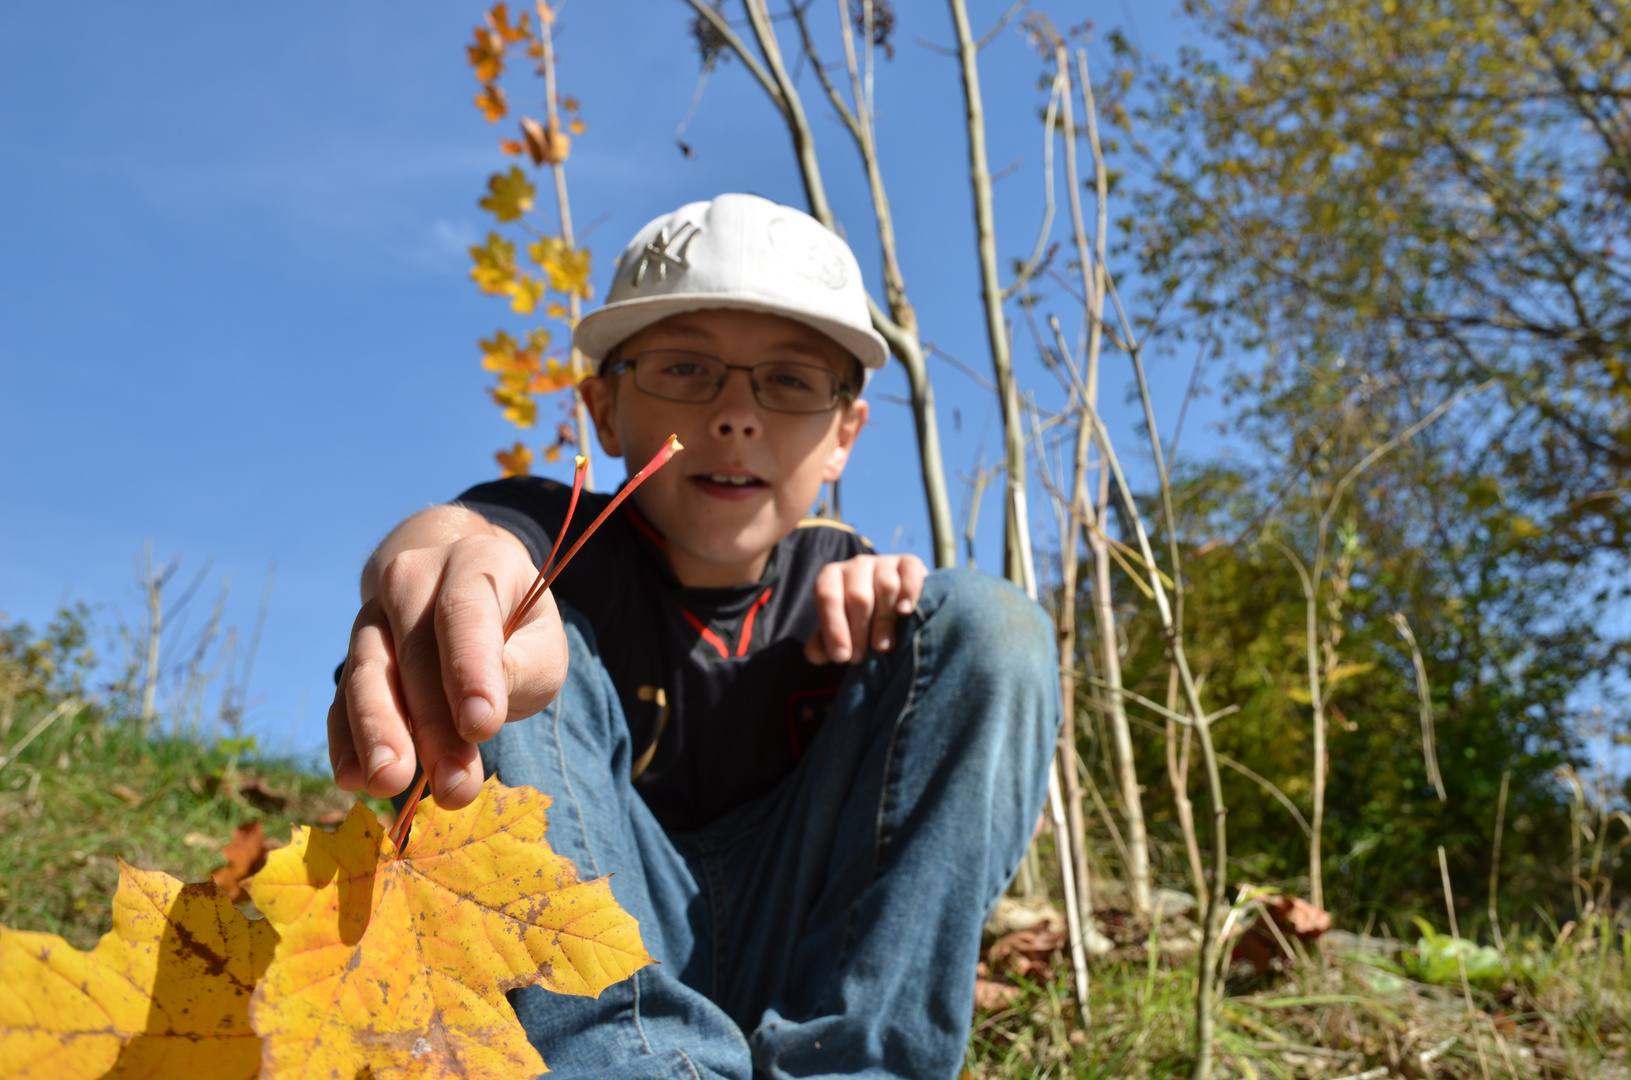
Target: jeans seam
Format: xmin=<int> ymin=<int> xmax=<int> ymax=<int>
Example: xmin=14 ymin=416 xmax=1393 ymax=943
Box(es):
xmin=550 ymin=692 xmax=603 ymax=879
xmin=674 ymin=1048 xmax=704 ymax=1080
xmin=628 ymin=968 xmax=655 ymax=1058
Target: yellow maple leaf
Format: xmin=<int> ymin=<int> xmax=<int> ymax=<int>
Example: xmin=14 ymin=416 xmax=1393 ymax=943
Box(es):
xmin=529 ymin=236 xmax=593 ymax=298
xmin=480 ymin=166 xmax=535 ymax=223
xmin=529 ymin=358 xmax=582 ymax=395
xmin=0 ymin=862 xmax=274 ymax=1080
xmin=491 ymin=382 xmax=538 ymax=427
xmin=470 ymin=233 xmax=519 ymax=295
xmin=247 ymin=780 xmax=651 ymax=1080
xmin=496 ymin=440 xmax=533 ymax=477
xmin=507 ymin=271 xmax=545 ymax=314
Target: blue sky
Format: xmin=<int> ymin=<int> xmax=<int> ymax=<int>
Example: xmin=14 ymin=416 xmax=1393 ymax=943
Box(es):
xmin=0 ymin=1 xmax=1211 ymax=759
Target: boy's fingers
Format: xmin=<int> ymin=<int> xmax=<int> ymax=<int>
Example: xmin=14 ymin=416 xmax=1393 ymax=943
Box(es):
xmin=503 ymin=590 xmax=570 ymax=718
xmin=897 ymin=555 xmax=928 ymax=614
xmin=424 ymin=742 xmax=486 ymax=811
xmin=813 ymin=564 xmax=852 ymax=663
xmin=803 ymin=627 xmax=831 ymax=665
xmin=344 ymin=605 xmax=418 ymax=798
xmin=842 ymin=566 xmax=873 ymax=665
xmin=326 ymin=681 xmax=363 ymax=790
xmin=871 ymin=559 xmax=903 ymax=652
xmin=433 ymin=556 xmax=512 ymax=742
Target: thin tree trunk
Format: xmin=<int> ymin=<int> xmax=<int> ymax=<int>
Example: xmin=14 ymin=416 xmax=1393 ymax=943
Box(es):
xmin=1067 ymin=48 xmax=1151 ymax=918
xmin=139 ymin=542 xmax=164 ymax=736
xmin=1166 ymin=668 xmax=1208 ymax=901
xmin=948 ymin=0 xmax=1032 ymax=591
xmin=538 ymin=3 xmax=594 ymax=490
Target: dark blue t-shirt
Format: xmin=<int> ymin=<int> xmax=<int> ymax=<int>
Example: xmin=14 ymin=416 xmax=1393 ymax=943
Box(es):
xmin=456 ymin=476 xmax=871 ymax=832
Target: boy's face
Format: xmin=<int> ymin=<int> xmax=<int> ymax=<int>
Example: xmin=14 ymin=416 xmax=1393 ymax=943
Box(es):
xmin=579 ymin=309 xmax=868 ymax=587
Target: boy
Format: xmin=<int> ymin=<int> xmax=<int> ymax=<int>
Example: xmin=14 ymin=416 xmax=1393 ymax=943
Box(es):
xmin=328 ymin=193 xmax=1060 ymax=1080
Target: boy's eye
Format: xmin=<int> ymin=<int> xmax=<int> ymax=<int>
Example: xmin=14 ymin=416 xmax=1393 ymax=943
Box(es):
xmin=761 ymin=368 xmax=814 ymax=392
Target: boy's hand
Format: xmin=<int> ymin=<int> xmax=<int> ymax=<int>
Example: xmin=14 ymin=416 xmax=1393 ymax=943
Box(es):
xmin=327 ymin=527 xmax=568 ymax=811
xmin=804 ymin=553 xmax=928 ymax=665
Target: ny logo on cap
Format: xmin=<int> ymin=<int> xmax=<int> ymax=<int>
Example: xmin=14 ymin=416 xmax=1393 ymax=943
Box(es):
xmin=632 ymin=222 xmax=701 ymax=287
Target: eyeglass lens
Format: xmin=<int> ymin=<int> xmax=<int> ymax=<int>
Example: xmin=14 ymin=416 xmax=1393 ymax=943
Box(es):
xmin=631 ymin=351 xmax=841 ymax=414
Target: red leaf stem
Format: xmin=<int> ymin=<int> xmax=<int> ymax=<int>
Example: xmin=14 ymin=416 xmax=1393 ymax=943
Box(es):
xmin=394 ymin=436 xmax=683 ymax=853
xmin=505 ymin=455 xmax=590 ymax=638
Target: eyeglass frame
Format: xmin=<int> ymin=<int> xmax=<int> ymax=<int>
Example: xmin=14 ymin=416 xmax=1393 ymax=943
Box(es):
xmin=602 ymin=348 xmax=861 ymax=415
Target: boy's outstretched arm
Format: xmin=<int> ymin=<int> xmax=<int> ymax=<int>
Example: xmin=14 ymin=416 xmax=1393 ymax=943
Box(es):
xmin=804 ymin=553 xmax=929 ymax=665
xmin=327 ymin=504 xmax=569 ymax=811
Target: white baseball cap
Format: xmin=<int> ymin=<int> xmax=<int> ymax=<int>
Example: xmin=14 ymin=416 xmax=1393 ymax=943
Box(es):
xmin=574 ymin=193 xmax=890 ymax=371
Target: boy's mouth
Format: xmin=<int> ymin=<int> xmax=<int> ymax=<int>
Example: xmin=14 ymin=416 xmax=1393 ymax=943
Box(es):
xmin=689 ymin=472 xmax=768 ymax=501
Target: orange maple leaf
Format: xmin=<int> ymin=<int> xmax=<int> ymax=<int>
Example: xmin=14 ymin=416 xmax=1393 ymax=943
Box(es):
xmin=246 ymin=779 xmax=652 ymax=1080
xmin=475 ymin=83 xmax=508 ymax=123
xmin=467 ymin=27 xmax=505 ymax=83
xmin=496 ymin=440 xmax=534 ymax=477
xmin=0 ymin=863 xmax=274 ymax=1079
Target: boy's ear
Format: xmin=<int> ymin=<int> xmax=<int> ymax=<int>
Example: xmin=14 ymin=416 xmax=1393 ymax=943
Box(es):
xmin=578 ymin=375 xmax=624 ymax=457
xmin=821 ymin=398 xmax=868 ymax=483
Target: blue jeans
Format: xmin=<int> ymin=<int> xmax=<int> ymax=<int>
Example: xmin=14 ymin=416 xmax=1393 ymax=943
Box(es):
xmin=479 ymin=568 xmax=1060 ymax=1080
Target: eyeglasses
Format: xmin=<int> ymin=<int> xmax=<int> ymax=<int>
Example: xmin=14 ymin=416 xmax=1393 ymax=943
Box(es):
xmin=607 ymin=350 xmax=856 ymax=415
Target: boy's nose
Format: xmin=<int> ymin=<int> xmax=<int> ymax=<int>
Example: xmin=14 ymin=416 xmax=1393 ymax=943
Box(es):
xmin=709 ymin=369 xmax=760 ymax=439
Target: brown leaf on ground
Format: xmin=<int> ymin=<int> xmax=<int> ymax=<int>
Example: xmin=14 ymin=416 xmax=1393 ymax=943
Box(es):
xmin=237 ymin=776 xmax=287 ymax=812
xmin=210 ymin=821 xmax=285 ymax=904
xmin=110 ymin=784 xmax=142 ymax=806
xmin=986 ymin=925 xmax=1067 ymax=982
xmin=1231 ymin=890 xmax=1332 ymax=975
xmin=974 ymin=977 xmax=1023 ymax=1011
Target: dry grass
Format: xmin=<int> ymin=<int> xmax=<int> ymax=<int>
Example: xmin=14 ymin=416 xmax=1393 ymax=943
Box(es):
xmin=965 ymin=918 xmax=1631 ymax=1080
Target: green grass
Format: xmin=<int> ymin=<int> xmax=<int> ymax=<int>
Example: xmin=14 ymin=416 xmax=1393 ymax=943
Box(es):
xmin=0 ymin=696 xmax=384 ymax=950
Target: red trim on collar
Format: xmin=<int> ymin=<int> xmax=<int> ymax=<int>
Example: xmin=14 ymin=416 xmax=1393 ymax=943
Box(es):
xmin=735 ymin=588 xmax=773 ymax=657
xmin=679 ymin=586 xmax=774 ymax=660
xmin=679 ymin=608 xmax=730 ymax=659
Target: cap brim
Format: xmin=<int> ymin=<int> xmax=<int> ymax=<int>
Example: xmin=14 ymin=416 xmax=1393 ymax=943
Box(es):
xmin=574 ymin=293 xmax=890 ymax=371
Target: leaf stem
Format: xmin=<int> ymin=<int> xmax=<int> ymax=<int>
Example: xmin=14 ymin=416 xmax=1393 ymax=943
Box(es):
xmin=392 ymin=437 xmax=683 ymax=854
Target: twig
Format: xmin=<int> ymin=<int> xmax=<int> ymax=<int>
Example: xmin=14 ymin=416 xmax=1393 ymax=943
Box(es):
xmin=948 ymin=0 xmax=1033 ymax=593
xmin=1489 ymin=770 xmax=1510 ymax=950
xmin=1438 ymin=846 xmax=1494 ymax=1080
xmin=1391 ymin=612 xmax=1445 ymax=802
xmin=0 ymin=697 xmax=82 ymax=773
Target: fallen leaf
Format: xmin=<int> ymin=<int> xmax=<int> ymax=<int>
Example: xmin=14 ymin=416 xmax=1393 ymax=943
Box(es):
xmin=986 ymin=925 xmax=1066 ymax=981
xmin=1230 ymin=889 xmax=1332 ymax=975
xmin=316 ymin=809 xmax=348 ymax=828
xmin=247 ymin=778 xmax=652 ymax=1080
xmin=973 ymin=977 xmax=1022 ymax=1011
xmin=111 ymin=783 xmax=142 ymax=805
xmin=211 ymin=821 xmax=285 ymax=904
xmin=182 ymin=831 xmax=220 ymax=850
xmin=0 ymin=862 xmax=275 ymax=1079
xmin=238 ymin=776 xmax=287 ymax=812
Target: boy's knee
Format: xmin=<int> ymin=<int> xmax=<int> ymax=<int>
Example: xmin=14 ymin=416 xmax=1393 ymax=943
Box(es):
xmin=915 ymin=567 xmax=1055 ymax=679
